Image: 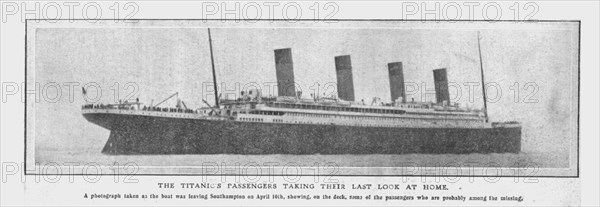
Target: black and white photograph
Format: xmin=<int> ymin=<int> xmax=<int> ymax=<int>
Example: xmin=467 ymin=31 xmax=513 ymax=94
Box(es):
xmin=26 ymin=20 xmax=578 ymax=176
xmin=1 ymin=1 xmax=598 ymax=206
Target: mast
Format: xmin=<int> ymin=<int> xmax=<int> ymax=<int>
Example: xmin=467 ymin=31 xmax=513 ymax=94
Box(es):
xmin=477 ymin=31 xmax=489 ymax=123
xmin=208 ymin=28 xmax=219 ymax=108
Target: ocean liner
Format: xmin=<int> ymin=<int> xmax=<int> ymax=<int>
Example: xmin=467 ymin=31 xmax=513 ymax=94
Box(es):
xmin=82 ymin=29 xmax=521 ymax=154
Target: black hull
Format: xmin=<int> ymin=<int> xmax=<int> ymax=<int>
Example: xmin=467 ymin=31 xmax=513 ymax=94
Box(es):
xmin=83 ymin=113 xmax=521 ymax=155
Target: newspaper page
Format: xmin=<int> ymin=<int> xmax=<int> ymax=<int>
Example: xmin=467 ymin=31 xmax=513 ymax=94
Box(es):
xmin=1 ymin=1 xmax=598 ymax=206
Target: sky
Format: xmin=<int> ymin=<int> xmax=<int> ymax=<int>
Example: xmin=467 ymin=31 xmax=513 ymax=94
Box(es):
xmin=28 ymin=20 xmax=579 ymax=167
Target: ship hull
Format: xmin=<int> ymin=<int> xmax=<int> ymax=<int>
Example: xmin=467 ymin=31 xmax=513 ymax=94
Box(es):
xmin=83 ymin=113 xmax=521 ymax=155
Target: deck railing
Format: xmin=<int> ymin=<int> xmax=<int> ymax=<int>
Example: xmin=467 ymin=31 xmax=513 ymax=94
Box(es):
xmin=82 ymin=104 xmax=197 ymax=114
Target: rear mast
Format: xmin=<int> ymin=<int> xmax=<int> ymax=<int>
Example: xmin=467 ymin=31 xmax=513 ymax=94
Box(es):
xmin=477 ymin=31 xmax=489 ymax=123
